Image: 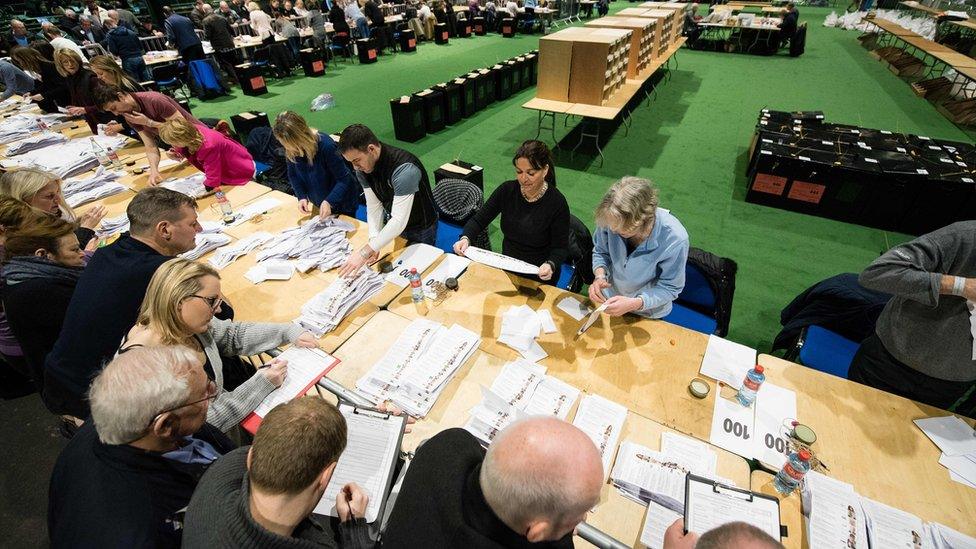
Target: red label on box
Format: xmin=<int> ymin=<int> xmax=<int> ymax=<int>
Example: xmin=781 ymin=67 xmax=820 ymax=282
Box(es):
xmin=788 ymin=180 xmax=826 ymax=204
xmin=442 ymin=31 xmax=448 ymax=39
xmin=250 ymin=76 xmax=265 ymax=89
xmin=752 ymin=173 xmax=787 ymax=196
xmin=368 ymin=49 xmax=377 ymax=59
xmin=312 ymin=60 xmax=324 ymax=71
xmin=408 ymin=38 xmax=416 ymax=47
xmin=476 ymin=25 xmax=483 ymax=32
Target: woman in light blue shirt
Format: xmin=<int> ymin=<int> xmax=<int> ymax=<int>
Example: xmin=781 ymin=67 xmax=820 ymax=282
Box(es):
xmin=589 ymin=177 xmax=689 ymax=318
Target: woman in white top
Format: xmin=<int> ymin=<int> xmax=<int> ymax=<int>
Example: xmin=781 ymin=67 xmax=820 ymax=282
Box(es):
xmin=294 ymin=0 xmax=310 ymax=16
xmin=248 ymin=1 xmax=276 ymax=44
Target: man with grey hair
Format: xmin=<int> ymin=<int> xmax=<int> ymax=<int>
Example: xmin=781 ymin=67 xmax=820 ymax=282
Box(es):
xmin=58 ymin=9 xmax=82 ymax=38
xmin=663 ymin=519 xmax=784 ymax=549
xmin=219 ymin=1 xmax=242 ymax=22
xmin=2 ymin=20 xmax=30 ymax=54
xmin=109 ymin=7 xmax=141 ymax=30
xmin=48 ymin=346 xmax=235 ymax=549
xmin=74 ymin=15 xmax=106 ymax=45
xmin=383 ymin=417 xmax=604 ymax=547
xmin=43 ymin=187 xmax=203 ymax=419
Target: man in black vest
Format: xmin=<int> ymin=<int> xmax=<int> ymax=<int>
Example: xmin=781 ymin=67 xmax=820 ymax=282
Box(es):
xmin=337 ymin=124 xmax=438 ymax=277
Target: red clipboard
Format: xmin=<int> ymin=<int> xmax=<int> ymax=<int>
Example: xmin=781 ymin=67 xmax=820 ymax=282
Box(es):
xmin=240 ymin=351 xmax=341 ymax=434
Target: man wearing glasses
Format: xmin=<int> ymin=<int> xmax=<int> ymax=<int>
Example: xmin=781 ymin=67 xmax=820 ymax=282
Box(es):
xmin=48 ymin=345 xmax=236 ymax=549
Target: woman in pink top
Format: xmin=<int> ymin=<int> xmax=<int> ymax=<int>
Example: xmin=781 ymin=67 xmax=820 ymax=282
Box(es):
xmin=157 ymin=117 xmax=255 ymax=189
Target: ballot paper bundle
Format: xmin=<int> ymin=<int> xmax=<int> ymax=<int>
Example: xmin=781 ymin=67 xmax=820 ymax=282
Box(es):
xmin=573 ymin=394 xmax=629 ymax=481
xmin=463 ymin=246 xmax=539 ymax=275
xmin=0 ymin=133 xmax=128 ymax=178
xmin=180 ymin=232 xmax=233 ymax=260
xmin=497 ymin=304 xmax=558 ymax=363
xmin=209 ymin=232 xmax=274 ymax=269
xmin=463 ymin=360 xmax=581 ymax=444
xmin=294 ymin=268 xmax=385 ymax=336
xmin=355 ymin=319 xmax=480 ymax=417
xmin=255 ymin=218 xmax=355 ymax=273
xmin=62 ymin=168 xmax=129 ymax=208
xmin=612 ymin=435 xmax=725 ymax=512
xmin=914 ymin=415 xmax=976 ymax=489
xmin=96 ymin=213 xmax=130 ymax=238
xmin=0 ymin=112 xmax=67 ymax=144
xmin=5 ymin=131 xmax=68 ymax=155
xmin=160 ymin=174 xmax=208 ymax=198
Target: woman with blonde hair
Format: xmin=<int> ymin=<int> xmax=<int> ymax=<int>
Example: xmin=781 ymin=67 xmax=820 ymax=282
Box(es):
xmin=589 ymin=176 xmax=689 ymax=318
xmin=9 ymin=46 xmax=69 ymax=114
xmin=157 ymin=116 xmax=255 ymax=191
xmin=272 ymin=111 xmax=359 ymax=219
xmin=88 ymin=55 xmax=144 ymax=93
xmin=54 ymin=48 xmax=115 ymax=134
xmin=119 ymin=258 xmax=321 ymax=432
xmin=248 ymin=1 xmax=276 ymax=44
xmin=0 ymin=168 xmax=106 ymax=248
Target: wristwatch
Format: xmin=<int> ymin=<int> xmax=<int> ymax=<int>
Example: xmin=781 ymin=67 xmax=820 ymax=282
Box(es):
xmin=359 ymin=248 xmax=372 ymax=259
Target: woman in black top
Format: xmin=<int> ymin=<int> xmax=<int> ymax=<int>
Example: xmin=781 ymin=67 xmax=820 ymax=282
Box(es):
xmin=10 ymin=46 xmax=69 ymax=114
xmin=454 ymin=140 xmax=570 ymax=283
xmin=54 ymin=48 xmax=115 ymax=135
xmin=329 ymin=2 xmax=352 ymax=36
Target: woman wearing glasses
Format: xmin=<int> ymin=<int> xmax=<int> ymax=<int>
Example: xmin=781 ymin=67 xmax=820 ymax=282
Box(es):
xmin=119 ymin=258 xmax=320 ymax=432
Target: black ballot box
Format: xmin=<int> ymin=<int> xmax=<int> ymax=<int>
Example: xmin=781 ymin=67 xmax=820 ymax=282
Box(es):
xmin=492 ymin=63 xmax=513 ymax=101
xmin=480 ymin=68 xmax=496 ymax=104
xmin=413 ymin=88 xmax=446 ymax=133
xmin=501 ymin=18 xmax=515 ymax=37
xmin=457 ymin=19 xmax=472 ymax=37
xmin=231 ymin=111 xmax=270 ymax=141
xmin=434 ymin=82 xmax=463 ymax=125
xmin=299 ymin=48 xmax=325 ymax=77
xmin=399 ymin=28 xmax=417 ymax=52
xmin=455 ymin=76 xmax=478 ymax=117
xmin=467 ymin=71 xmax=489 ymax=110
xmin=435 ymin=160 xmax=484 ymax=189
xmin=506 ymin=59 xmax=523 ymax=92
xmin=521 ymin=53 xmax=536 ymax=85
xmin=473 ymin=16 xmax=487 ymax=35
xmin=435 ymin=23 xmax=450 ymax=44
xmin=236 ymin=63 xmax=267 ymax=96
xmin=389 ymin=96 xmax=426 ymax=142
xmin=357 ymin=38 xmax=379 ymax=63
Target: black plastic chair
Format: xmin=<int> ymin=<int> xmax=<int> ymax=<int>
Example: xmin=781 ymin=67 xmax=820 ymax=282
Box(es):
xmin=151 ymin=62 xmax=190 ymax=102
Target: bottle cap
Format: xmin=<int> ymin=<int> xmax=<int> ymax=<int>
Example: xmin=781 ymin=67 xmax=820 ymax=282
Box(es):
xmin=688 ymin=378 xmax=710 ymax=399
xmin=798 ymin=449 xmax=811 ymax=461
xmin=409 ymin=267 xmax=418 ymax=274
xmin=445 ymin=277 xmax=458 ymax=290
xmin=754 ymin=365 xmax=764 ymax=374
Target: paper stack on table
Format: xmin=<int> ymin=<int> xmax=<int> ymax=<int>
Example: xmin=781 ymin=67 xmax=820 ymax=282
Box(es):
xmin=572 ymin=394 xmax=628 ymax=481
xmin=294 ymin=268 xmax=385 ymax=336
xmin=0 ymin=133 xmax=128 ymax=178
xmin=699 ymin=334 xmax=757 ymax=387
xmin=384 ymin=243 xmax=443 ymax=287
xmin=208 ymin=232 xmax=274 ymax=269
xmin=180 ymin=231 xmax=232 ymax=260
xmin=160 ymin=173 xmax=208 ymax=198
xmin=497 ymin=304 xmax=557 ymax=363
xmin=914 ymin=415 xmax=976 ymax=488
xmin=245 ymin=260 xmax=295 ymax=283
xmin=0 ymin=112 xmax=67 ymax=144
xmin=96 ymin=213 xmax=130 ymax=238
xmin=5 ymin=131 xmax=68 ymax=155
xmin=255 ymin=218 xmax=354 ymax=273
xmin=63 ymin=167 xmax=129 ymax=207
xmin=355 ymin=318 xmax=480 ymax=417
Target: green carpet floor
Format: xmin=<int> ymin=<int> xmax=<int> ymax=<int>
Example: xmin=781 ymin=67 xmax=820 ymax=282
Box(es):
xmin=190 ymin=5 xmax=973 ymax=351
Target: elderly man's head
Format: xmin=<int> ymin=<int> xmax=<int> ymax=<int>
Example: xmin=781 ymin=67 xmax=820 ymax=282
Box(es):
xmin=80 ymin=15 xmax=94 ymax=29
xmin=11 ymin=20 xmax=26 ymax=36
xmin=480 ymin=417 xmax=604 ymax=542
xmin=64 ymin=8 xmax=78 ymax=19
xmin=595 ymin=176 xmax=660 ymax=240
xmin=203 ymin=3 xmax=214 ymax=14
xmin=89 ymin=346 xmax=213 ymax=446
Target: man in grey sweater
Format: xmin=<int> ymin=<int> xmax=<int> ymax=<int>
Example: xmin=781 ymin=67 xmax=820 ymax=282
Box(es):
xmin=850 ymin=221 xmax=976 ymax=411
xmin=0 ymin=59 xmax=36 ymax=101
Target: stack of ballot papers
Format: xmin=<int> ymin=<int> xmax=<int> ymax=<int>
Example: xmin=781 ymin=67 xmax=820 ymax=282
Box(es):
xmin=180 ymin=231 xmax=233 ymax=260
xmin=463 ymin=359 xmax=580 ymax=444
xmin=62 ymin=168 xmax=129 ymax=207
xmin=0 ymin=133 xmax=128 ymax=178
xmin=160 ymin=174 xmax=208 ymax=198
xmin=573 ymin=394 xmax=628 ymax=481
xmin=5 ymin=131 xmax=68 ymax=155
xmin=463 ymin=246 xmax=538 ymax=275
xmin=245 ymin=260 xmax=295 ymax=283
xmin=96 ymin=213 xmax=130 ymax=238
xmin=255 ymin=218 xmax=354 ymax=273
xmin=914 ymin=415 xmax=976 ymax=489
xmin=497 ymin=304 xmax=557 ymax=363
xmin=294 ymin=268 xmax=385 ymax=336
xmin=355 ymin=318 xmax=480 ymax=417
xmin=208 ymin=232 xmax=273 ymax=269
xmin=0 ymin=112 xmax=67 ymax=144
xmin=613 ymin=435 xmax=728 ymax=510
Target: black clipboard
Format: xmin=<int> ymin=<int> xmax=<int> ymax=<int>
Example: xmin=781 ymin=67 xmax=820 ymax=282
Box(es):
xmin=683 ymin=474 xmax=784 ymax=541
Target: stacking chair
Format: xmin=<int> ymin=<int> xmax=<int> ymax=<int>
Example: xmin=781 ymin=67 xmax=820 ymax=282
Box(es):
xmin=790 ymin=325 xmax=860 ymax=379
xmin=151 ymin=62 xmax=191 ymax=102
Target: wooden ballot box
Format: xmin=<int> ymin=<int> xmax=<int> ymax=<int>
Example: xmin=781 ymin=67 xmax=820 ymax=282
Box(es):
xmin=299 ymin=48 xmax=325 ymax=77
xmin=389 ymin=96 xmax=426 ymax=142
xmin=473 ymin=16 xmax=487 ymax=35
xmin=435 ymin=23 xmax=450 ymax=44
xmin=357 ymin=38 xmax=378 ymax=63
xmin=399 ymin=28 xmax=417 ymax=52
xmin=235 ymin=63 xmax=267 ymax=96
xmin=413 ymin=88 xmax=446 ymax=133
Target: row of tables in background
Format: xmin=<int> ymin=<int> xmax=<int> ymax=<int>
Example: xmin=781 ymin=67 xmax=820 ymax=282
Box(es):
xmin=3 ymin=104 xmax=974 ymax=547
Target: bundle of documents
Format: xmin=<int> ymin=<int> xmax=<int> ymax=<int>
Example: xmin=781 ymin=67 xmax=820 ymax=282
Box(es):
xmin=0 ymin=134 xmax=128 ymax=178
xmin=294 ymin=268 xmax=385 ymax=336
xmin=497 ymin=304 xmax=557 ymax=363
xmin=96 ymin=213 xmax=130 ymax=238
xmin=5 ymin=131 xmax=68 ymax=155
xmin=160 ymin=173 xmax=208 ymax=198
xmin=572 ymin=394 xmax=628 ymax=481
xmin=0 ymin=112 xmax=67 ymax=144
xmin=255 ymin=217 xmax=354 ymax=273
xmin=180 ymin=231 xmax=233 ymax=260
xmin=612 ymin=435 xmax=725 ymax=511
xmin=355 ymin=318 xmax=480 ymax=417
xmin=384 ymin=243 xmax=442 ymax=287
xmin=463 ymin=246 xmax=538 ymax=275
xmin=914 ymin=415 xmax=976 ymax=489
xmin=245 ymin=260 xmax=295 ymax=283
xmin=463 ymin=359 xmax=580 ymax=444
xmin=208 ymin=232 xmax=274 ymax=269
xmin=62 ymin=167 xmax=129 ymax=208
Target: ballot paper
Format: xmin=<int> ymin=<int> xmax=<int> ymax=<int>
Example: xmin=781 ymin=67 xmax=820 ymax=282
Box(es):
xmin=536 ymin=310 xmax=557 ymax=334
xmin=241 ymin=347 xmax=340 ymax=432
xmin=521 ymin=375 xmax=580 ymax=420
xmin=556 ymin=296 xmax=591 ymax=321
xmin=0 ymin=133 xmax=128 ymax=178
xmin=463 ymin=246 xmax=538 ymax=275
xmin=96 ymin=213 xmax=130 ymax=238
xmin=489 ymin=359 xmax=547 ymax=407
xmin=208 ymin=232 xmax=274 ymax=269
xmin=160 ymin=174 xmax=208 ymax=198
xmin=640 ymin=500 xmax=683 ymax=549
xmin=255 ymin=217 xmax=354 ymax=272
xmin=498 ymin=305 xmax=542 ymax=353
xmin=0 ymin=112 xmax=67 ymax=144
xmin=860 ymin=497 xmax=926 ymax=549
xmin=245 ymin=261 xmax=295 ymax=284
xmin=180 ymin=232 xmax=232 ymax=260
xmin=294 ymin=269 xmax=385 ymax=336
xmin=576 ymin=302 xmax=608 ymax=337
xmin=685 ymin=475 xmax=781 ymax=541
xmin=926 ymin=522 xmax=976 ymax=549
xmin=939 ymin=452 xmax=976 ymax=486
xmin=951 ymin=470 xmax=976 ymax=488
xmin=660 ymin=432 xmax=719 ymax=478
xmin=699 ymin=335 xmax=757 ymax=387
xmin=385 ymin=243 xmax=443 ymax=287
xmin=802 ymin=471 xmax=869 ymax=549
xmin=317 ymin=404 xmax=406 ymax=523
xmin=5 ymin=131 xmax=67 ymax=155
xmin=572 ymin=394 xmax=628 ymax=481
xmin=225 ymin=197 xmax=282 ymax=227
xmin=399 ymin=324 xmax=481 ymax=396
xmin=752 ymin=382 xmax=797 ymax=469
xmin=464 ymin=386 xmax=529 ymax=444
xmin=708 ymin=392 xmax=756 ymax=458
xmin=422 ymin=254 xmax=471 ymax=299
xmin=62 ymin=167 xmax=129 ymax=208
xmin=914 ymin=415 xmax=976 ymax=456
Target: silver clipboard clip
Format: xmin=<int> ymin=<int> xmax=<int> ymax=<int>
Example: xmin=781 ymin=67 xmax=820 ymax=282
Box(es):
xmin=352 ymin=407 xmax=393 ymax=420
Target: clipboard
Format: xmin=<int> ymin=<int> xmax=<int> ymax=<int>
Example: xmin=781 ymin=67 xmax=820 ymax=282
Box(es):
xmin=683 ymin=474 xmax=783 ymax=541
xmin=241 ymin=347 xmax=341 ymax=434
xmin=315 ymin=404 xmax=407 ymax=524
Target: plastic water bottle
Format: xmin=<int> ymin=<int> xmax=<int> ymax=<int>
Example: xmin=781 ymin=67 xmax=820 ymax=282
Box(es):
xmin=89 ymin=137 xmax=110 ymax=167
xmin=106 ymin=146 xmax=122 ymax=169
xmin=409 ymin=268 xmax=428 ymax=315
xmin=773 ymin=449 xmax=811 ymax=495
xmin=736 ymin=364 xmax=765 ymax=407
xmin=215 ymin=190 xmax=235 ymax=224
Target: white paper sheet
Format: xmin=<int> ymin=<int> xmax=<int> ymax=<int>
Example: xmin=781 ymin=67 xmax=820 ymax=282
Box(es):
xmin=226 ymin=197 xmax=282 ymax=227
xmin=752 ymin=382 xmax=797 ymax=469
xmin=489 ymin=360 xmax=548 ymax=407
xmin=803 ymin=471 xmax=869 ymax=549
xmin=385 ymin=243 xmax=444 ymax=287
xmin=914 ymin=416 xmax=976 ymax=456
xmin=577 ymin=302 xmax=607 ymax=337
xmin=572 ymin=394 xmax=628 ymax=481
xmin=463 ymin=246 xmax=539 ymax=275
xmin=252 ymin=347 xmax=337 ymax=417
xmin=521 ymin=375 xmax=580 ymax=420
xmin=685 ymin=477 xmax=780 ymax=540
xmin=939 ymin=452 xmax=976 ymax=486
xmin=700 ymin=335 xmax=757 ymax=387
xmin=861 ymin=497 xmax=925 ymax=549
xmin=245 ymin=261 xmax=295 ymax=284
xmin=556 ymin=296 xmax=590 ymax=321
xmin=708 ymin=392 xmax=756 ymax=459
xmin=422 ymin=254 xmax=471 ymax=298
xmin=640 ymin=500 xmax=683 ymax=549
xmin=537 ymin=310 xmax=557 ymax=333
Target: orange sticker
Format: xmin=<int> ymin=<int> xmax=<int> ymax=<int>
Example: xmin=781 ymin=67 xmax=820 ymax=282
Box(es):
xmin=751 ymin=173 xmax=786 ymax=196
xmin=476 ymin=25 xmax=483 ymax=32
xmin=788 ymin=180 xmax=826 ymax=204
xmin=312 ymin=60 xmax=324 ymax=72
xmin=368 ymin=49 xmax=377 ymax=59
xmin=442 ymin=31 xmax=449 ymax=40
xmin=408 ymin=38 xmax=416 ymax=47
xmin=250 ymin=76 xmax=265 ymax=89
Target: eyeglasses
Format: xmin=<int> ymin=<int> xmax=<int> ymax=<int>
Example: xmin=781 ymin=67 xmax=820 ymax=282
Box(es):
xmin=147 ymin=379 xmax=219 ymax=428
xmin=190 ymin=294 xmax=223 ymax=311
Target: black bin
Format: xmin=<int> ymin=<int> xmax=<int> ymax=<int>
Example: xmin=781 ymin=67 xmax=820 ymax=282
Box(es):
xmin=230 ymin=111 xmax=270 ymax=141
xmin=413 ymin=89 xmax=446 ymax=133
xmin=457 ymin=19 xmax=472 ymax=37
xmin=435 ymin=160 xmax=484 ymax=189
xmin=435 ymin=82 xmax=463 ymax=125
xmin=435 ymin=23 xmax=450 ymax=44
xmin=390 ymin=96 xmax=426 ymax=143
xmin=236 ymin=63 xmax=267 ymax=96
xmin=492 ymin=63 xmax=513 ymax=101
xmin=299 ymin=48 xmax=325 ymax=77
xmin=456 ymin=76 xmax=478 ymax=117
xmin=481 ymin=68 xmax=496 ymax=104
xmin=473 ymin=16 xmax=487 ymax=35
xmin=507 ymin=59 xmax=523 ymax=92
xmin=357 ymin=38 xmax=378 ymax=63
xmin=501 ymin=17 xmax=515 ymax=36
xmin=399 ymin=28 xmax=417 ymax=52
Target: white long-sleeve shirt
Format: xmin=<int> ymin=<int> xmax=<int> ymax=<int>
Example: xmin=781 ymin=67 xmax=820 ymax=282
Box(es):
xmin=249 ymin=9 xmax=274 ymax=38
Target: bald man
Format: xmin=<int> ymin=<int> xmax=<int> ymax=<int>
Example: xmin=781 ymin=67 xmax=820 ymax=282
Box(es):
xmin=664 ymin=519 xmax=784 ymax=549
xmin=383 ymin=418 xmax=604 ymax=548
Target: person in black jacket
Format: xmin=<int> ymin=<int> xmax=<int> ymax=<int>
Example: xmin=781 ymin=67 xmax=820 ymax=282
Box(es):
xmin=777 ymin=2 xmax=798 ymax=49
xmin=104 ymin=18 xmax=152 ymax=82
xmin=74 ymin=15 xmax=107 ymax=45
xmin=54 ymin=48 xmax=117 ymax=135
xmin=203 ymin=5 xmax=241 ymax=84
xmin=9 ymin=46 xmax=70 ymax=113
xmin=383 ymin=418 xmax=604 ymax=548
xmin=183 ymin=397 xmax=374 ymax=548
xmin=2 ymin=215 xmax=86 ymax=394
xmin=48 ymin=345 xmax=235 ymax=549
xmin=329 ymin=1 xmax=352 ymax=36
xmin=43 ymin=187 xmax=202 ymax=419
xmin=454 ymin=140 xmax=569 ymax=283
